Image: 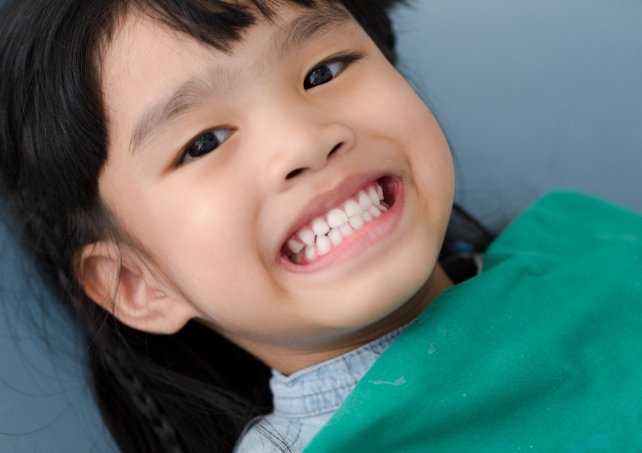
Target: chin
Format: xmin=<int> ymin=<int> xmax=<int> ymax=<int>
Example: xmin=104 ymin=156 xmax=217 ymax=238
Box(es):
xmin=319 ymin=245 xmax=439 ymax=331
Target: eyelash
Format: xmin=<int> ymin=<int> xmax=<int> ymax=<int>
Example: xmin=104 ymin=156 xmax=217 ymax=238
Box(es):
xmin=303 ymin=52 xmax=364 ymax=90
xmin=176 ymin=52 xmax=364 ymax=166
xmin=177 ymin=128 xmax=233 ymax=166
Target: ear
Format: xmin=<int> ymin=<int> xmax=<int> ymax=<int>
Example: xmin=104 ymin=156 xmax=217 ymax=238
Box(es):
xmin=78 ymin=241 xmax=193 ymax=334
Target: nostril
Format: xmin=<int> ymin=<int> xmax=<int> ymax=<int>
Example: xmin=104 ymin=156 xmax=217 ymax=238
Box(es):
xmin=286 ymin=168 xmax=304 ymax=180
xmin=328 ymin=143 xmax=342 ymax=159
xmin=285 ymin=143 xmax=343 ymax=180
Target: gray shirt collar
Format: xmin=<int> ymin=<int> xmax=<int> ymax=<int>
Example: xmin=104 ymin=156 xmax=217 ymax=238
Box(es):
xmin=269 ymin=324 xmax=409 ymax=418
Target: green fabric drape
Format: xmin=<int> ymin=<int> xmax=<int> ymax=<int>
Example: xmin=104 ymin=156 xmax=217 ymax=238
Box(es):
xmin=305 ymin=192 xmax=642 ymax=452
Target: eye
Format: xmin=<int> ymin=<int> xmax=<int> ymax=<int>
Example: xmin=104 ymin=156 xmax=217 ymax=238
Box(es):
xmin=178 ymin=128 xmax=233 ymax=165
xmin=303 ymin=53 xmax=363 ymax=90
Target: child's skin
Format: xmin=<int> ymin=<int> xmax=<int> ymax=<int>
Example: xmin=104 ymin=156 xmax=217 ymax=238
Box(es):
xmin=79 ymin=2 xmax=455 ymax=375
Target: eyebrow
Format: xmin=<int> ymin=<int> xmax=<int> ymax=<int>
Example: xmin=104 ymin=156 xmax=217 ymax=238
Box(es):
xmin=128 ymin=6 xmax=353 ymax=154
xmin=271 ymin=6 xmax=352 ymax=60
xmin=129 ymin=78 xmax=214 ymax=153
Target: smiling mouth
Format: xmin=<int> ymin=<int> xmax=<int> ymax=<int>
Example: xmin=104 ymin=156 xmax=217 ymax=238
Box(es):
xmin=280 ymin=176 xmax=399 ymax=266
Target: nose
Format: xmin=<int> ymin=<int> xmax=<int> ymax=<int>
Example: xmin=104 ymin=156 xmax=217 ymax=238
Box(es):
xmin=254 ymin=100 xmax=355 ymax=191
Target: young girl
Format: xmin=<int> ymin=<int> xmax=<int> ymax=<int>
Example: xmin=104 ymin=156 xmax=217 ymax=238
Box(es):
xmin=1 ymin=1 xmax=641 ymax=452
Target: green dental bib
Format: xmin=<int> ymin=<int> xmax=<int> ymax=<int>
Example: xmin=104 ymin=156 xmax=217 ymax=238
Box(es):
xmin=304 ymin=192 xmax=642 ymax=452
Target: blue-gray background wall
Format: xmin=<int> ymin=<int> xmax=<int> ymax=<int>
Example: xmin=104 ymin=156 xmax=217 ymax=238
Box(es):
xmin=393 ymin=0 xmax=642 ymax=231
xmin=0 ymin=208 xmax=117 ymax=452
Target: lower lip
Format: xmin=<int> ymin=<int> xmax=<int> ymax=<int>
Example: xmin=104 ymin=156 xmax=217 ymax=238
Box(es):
xmin=277 ymin=178 xmax=405 ymax=273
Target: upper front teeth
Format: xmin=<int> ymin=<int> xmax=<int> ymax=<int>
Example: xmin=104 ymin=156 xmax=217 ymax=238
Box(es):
xmin=344 ymin=199 xmax=361 ymax=217
xmin=327 ymin=208 xmax=348 ymax=227
xmin=311 ymin=217 xmax=330 ymax=236
xmin=286 ymin=182 xmax=388 ymax=263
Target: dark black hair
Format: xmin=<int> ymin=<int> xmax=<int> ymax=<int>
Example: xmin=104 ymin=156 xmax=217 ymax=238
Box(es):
xmin=0 ymin=1 xmax=491 ymax=451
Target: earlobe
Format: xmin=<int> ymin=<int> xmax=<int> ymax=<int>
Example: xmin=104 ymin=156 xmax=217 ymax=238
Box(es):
xmin=78 ymin=241 xmax=193 ymax=334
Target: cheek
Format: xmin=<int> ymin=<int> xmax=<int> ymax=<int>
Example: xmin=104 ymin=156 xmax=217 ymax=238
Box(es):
xmin=104 ymin=163 xmax=271 ymax=305
xmin=346 ymin=62 xmax=451 ymax=156
xmin=155 ymin=189 xmax=258 ymax=289
xmin=352 ymin=65 xmax=455 ymax=197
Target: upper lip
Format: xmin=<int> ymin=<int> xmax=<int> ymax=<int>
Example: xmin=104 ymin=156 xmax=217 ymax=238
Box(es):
xmin=276 ymin=171 xmax=391 ymax=257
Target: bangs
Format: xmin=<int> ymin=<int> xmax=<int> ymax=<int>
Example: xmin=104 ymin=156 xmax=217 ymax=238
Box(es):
xmin=97 ymin=0 xmax=397 ymax=65
xmin=120 ymin=0 xmax=329 ymax=52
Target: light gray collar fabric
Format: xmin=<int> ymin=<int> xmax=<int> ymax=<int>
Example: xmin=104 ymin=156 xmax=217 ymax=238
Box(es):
xmin=234 ymin=323 xmax=410 ymax=452
xmin=270 ymin=324 xmax=409 ymax=418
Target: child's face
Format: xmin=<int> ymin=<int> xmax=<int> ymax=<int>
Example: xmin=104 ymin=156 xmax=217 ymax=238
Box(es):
xmin=96 ymin=2 xmax=454 ymax=371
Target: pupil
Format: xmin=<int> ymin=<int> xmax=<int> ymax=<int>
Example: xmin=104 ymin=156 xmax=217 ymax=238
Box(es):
xmin=308 ymin=66 xmax=332 ymax=87
xmin=191 ymin=132 xmax=219 ymax=157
